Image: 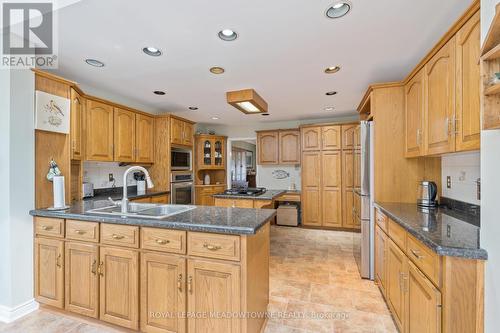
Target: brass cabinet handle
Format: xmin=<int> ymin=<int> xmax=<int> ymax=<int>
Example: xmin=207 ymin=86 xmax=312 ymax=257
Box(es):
xmin=203 ymin=243 xmax=222 ymax=251
xmin=91 ymin=260 xmax=97 ymax=275
xmin=188 ymin=276 xmax=193 ymax=293
xmin=156 ymin=239 xmax=170 ymax=245
xmin=41 ymin=225 xmax=53 ymax=231
xmin=177 ymin=274 xmax=183 ymax=292
xmin=112 ymin=234 xmax=124 ymax=240
xmin=410 ymin=249 xmax=424 ymax=259
xmin=75 ymin=229 xmax=86 ymax=235
xmin=56 ymin=254 xmax=62 ymax=268
xmin=97 ymin=261 xmax=104 ymax=276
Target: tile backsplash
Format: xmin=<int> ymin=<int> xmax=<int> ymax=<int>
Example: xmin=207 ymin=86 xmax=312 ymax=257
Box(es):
xmin=441 ymin=151 xmax=480 ymax=205
xmin=83 ymin=162 xmax=140 ymax=189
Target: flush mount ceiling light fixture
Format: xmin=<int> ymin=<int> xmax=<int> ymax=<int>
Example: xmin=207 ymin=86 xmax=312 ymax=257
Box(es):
xmin=226 ymin=89 xmax=268 ymax=115
xmin=324 ymin=106 xmax=335 ymax=111
xmin=325 ymin=1 xmax=352 ymax=19
xmin=153 ymin=90 xmax=165 ymax=95
xmin=218 ymin=29 xmax=238 ymax=41
xmin=326 ymin=91 xmax=338 ymax=96
xmin=188 ymin=106 xmax=198 ymax=110
xmin=324 ymin=66 xmax=341 ymax=74
xmin=210 ymin=66 xmax=225 ymax=74
xmin=142 ymin=46 xmax=162 ymax=56
xmin=211 ymin=116 xmax=220 ymax=120
xmin=85 ymin=59 xmax=105 ymax=67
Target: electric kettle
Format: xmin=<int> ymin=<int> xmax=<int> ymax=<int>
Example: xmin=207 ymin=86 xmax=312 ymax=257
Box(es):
xmin=417 ymin=181 xmax=438 ymax=207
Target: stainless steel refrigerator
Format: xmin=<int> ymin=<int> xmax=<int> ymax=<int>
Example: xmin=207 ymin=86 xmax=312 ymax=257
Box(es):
xmin=353 ymin=121 xmax=374 ymax=279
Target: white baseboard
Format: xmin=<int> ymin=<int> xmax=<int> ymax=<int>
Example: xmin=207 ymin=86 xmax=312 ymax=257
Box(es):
xmin=0 ymin=299 xmax=39 ymax=323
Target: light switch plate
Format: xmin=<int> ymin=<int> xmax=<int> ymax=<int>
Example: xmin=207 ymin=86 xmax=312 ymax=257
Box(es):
xmin=446 ymin=176 xmax=451 ymax=188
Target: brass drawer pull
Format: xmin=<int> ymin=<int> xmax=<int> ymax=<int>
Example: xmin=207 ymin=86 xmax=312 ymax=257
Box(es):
xmin=410 ymin=249 xmax=425 ymax=259
xmin=41 ymin=225 xmax=53 ymax=231
xmin=112 ymin=234 xmax=125 ymax=240
xmin=203 ymin=243 xmax=222 ymax=251
xmin=56 ymin=254 xmax=62 ymax=268
xmin=177 ymin=274 xmax=183 ymax=292
xmin=156 ymin=239 xmax=170 ymax=245
xmin=91 ymin=260 xmax=97 ymax=275
xmin=75 ymin=229 xmax=86 ymax=235
xmin=188 ymin=276 xmax=193 ymax=293
xmin=97 ymin=261 xmax=104 ymax=276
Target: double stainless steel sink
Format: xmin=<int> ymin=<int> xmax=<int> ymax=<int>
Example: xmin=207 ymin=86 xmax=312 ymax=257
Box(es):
xmin=86 ymin=203 xmax=195 ymax=219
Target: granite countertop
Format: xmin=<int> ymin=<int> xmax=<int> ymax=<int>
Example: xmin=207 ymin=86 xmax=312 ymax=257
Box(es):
xmin=30 ymin=200 xmax=276 ymax=235
xmin=213 ymin=189 xmax=287 ymax=201
xmin=375 ymin=202 xmax=487 ymax=260
xmin=84 ymin=186 xmax=170 ymax=202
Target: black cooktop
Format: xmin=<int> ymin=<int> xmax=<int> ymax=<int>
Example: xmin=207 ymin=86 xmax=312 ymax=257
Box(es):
xmin=223 ymin=187 xmax=267 ymax=196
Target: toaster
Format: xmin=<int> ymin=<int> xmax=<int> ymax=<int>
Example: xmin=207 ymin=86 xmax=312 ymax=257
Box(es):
xmin=82 ymin=182 xmax=94 ymax=198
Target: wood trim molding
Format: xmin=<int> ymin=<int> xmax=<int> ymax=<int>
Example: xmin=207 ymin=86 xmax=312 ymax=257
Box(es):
xmin=169 ymin=114 xmax=196 ymax=124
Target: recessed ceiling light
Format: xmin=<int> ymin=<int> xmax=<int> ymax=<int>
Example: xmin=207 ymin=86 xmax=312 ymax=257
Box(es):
xmin=210 ymin=66 xmax=225 ymax=74
xmin=326 ymin=91 xmax=338 ymax=96
xmin=324 ymin=107 xmax=335 ymax=112
xmin=153 ymin=90 xmax=165 ymax=95
xmin=85 ymin=59 xmax=104 ymax=67
xmin=261 ymin=113 xmax=270 ymax=116
xmin=324 ymin=66 xmax=341 ymax=74
xmin=142 ymin=47 xmax=162 ymax=56
xmin=218 ymin=29 xmax=238 ymax=41
xmin=326 ymin=1 xmax=352 ymax=19
xmin=188 ymin=106 xmax=198 ymax=110
xmin=211 ymin=116 xmax=220 ymax=120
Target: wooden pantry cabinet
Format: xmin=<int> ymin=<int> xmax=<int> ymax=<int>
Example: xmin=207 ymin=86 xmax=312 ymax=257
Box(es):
xmin=33 ymin=216 xmax=270 ymax=333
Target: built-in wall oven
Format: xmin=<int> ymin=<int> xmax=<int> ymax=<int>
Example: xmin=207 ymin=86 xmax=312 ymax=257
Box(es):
xmin=171 ymin=147 xmax=192 ymax=171
xmin=171 ymin=171 xmax=193 ymax=205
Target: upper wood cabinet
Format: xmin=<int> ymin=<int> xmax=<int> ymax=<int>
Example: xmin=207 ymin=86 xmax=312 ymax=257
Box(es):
xmin=342 ymin=125 xmax=356 ymax=149
xmin=455 ymin=11 xmax=481 ymax=151
xmin=135 ymin=114 xmax=154 ymax=163
xmin=171 ymin=117 xmax=194 ymax=146
xmin=257 ymin=131 xmax=279 ymax=164
xmin=70 ymin=88 xmax=84 ymax=160
xmin=86 ymin=99 xmax=114 ymax=161
xmin=321 ymin=126 xmax=342 ymax=150
xmin=114 ymin=108 xmax=136 ymax=162
xmin=196 ymin=135 xmax=226 ymax=169
xmin=405 ymin=69 xmax=425 ymax=157
xmin=301 ymin=126 xmax=321 ymax=151
xmin=354 ymin=125 xmax=361 ymax=149
xmin=35 ymin=237 xmax=64 ymax=309
xmin=279 ymin=130 xmax=301 ymax=164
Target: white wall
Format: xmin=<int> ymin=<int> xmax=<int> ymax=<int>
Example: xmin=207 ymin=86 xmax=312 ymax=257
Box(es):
xmin=0 ymin=68 xmax=37 ymax=322
xmin=441 ymin=151 xmax=480 ymax=204
xmin=480 ymin=1 xmax=500 ymax=332
xmin=257 ymin=165 xmax=301 ymax=190
xmin=83 ymin=162 xmax=140 ymax=189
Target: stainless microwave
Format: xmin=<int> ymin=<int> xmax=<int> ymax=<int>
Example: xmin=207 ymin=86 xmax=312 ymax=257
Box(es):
xmin=171 ymin=148 xmax=192 ymax=170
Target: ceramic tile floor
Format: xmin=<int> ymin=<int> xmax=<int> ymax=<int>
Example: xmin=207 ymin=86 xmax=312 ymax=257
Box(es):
xmin=0 ymin=225 xmax=397 ymax=333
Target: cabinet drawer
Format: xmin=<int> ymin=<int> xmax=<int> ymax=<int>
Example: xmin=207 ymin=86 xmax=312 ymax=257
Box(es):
xmin=66 ymin=220 xmax=99 ymax=242
xmin=101 ymin=224 xmax=139 ymax=248
xmin=388 ymin=219 xmax=406 ymax=250
xmin=35 ymin=217 xmax=64 ymax=238
xmin=141 ymin=228 xmax=186 ymax=254
xmin=375 ymin=208 xmax=388 ymax=232
xmin=406 ymin=234 xmax=441 ymax=286
xmin=188 ymin=232 xmax=240 ymax=261
xmin=278 ymin=193 xmax=301 ymax=202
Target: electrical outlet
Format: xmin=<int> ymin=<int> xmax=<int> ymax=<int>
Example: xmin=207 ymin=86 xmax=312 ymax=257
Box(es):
xmin=446 ymin=176 xmax=451 ymax=188
xmin=109 ymin=173 xmax=114 ymax=182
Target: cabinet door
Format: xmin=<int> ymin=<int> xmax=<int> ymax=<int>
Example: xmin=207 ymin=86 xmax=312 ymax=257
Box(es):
xmin=321 ymin=126 xmax=341 ymax=150
xmin=141 ymin=252 xmax=186 ymax=333
xmin=171 ymin=117 xmax=184 ymax=145
xmin=302 ymin=151 xmax=321 ymax=226
xmin=86 ymin=100 xmax=114 ymax=161
xmin=183 ymin=122 xmax=194 ymax=146
xmin=387 ymin=239 xmax=406 ymax=332
xmin=257 ymin=131 xmax=279 ymax=164
xmin=187 ymin=259 xmax=240 ymax=333
xmin=354 ymin=150 xmax=361 ymax=190
xmin=342 ymin=190 xmax=355 ymax=228
xmin=99 ymin=247 xmax=139 ymax=330
xmin=70 ymin=88 xmax=84 ymax=160
xmin=455 ymin=11 xmax=480 ymax=152
xmin=65 ymin=242 xmax=98 ymax=318
xmin=342 ymin=150 xmax=354 ymax=189
xmin=114 ymin=108 xmax=136 ymax=162
xmin=375 ymin=225 xmax=387 ymax=296
xmin=342 ymin=125 xmax=356 ymax=150
xmin=405 ymin=69 xmax=424 ymax=157
xmin=406 ymin=261 xmax=442 ymax=333
xmin=279 ymin=130 xmax=300 ymax=164
xmin=354 ymin=125 xmax=361 ymax=149
xmin=424 ymin=37 xmax=456 ymax=155
xmin=35 ymin=237 xmax=64 ymax=308
xmin=301 ymin=127 xmax=321 ymax=151
xmin=322 ymin=151 xmax=342 ymax=227
xmin=136 ymin=114 xmax=155 ymax=163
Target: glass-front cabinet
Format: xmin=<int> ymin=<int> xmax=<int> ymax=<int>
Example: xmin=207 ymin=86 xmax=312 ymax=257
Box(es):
xmin=196 ymin=135 xmax=226 ymax=170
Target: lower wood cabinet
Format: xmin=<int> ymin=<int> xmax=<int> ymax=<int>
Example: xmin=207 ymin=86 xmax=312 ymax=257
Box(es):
xmin=375 ymin=225 xmax=387 ymax=296
xmin=34 ymin=237 xmax=64 ymax=308
xmin=99 ymin=246 xmax=139 ymax=330
xmin=387 ymin=238 xmax=406 ymax=332
xmin=196 ymin=185 xmax=225 ymax=206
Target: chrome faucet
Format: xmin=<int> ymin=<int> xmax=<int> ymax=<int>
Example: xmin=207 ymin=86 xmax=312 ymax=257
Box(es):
xmin=121 ymin=166 xmax=154 ymax=213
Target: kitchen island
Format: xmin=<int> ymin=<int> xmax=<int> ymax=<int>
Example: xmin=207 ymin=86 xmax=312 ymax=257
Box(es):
xmin=213 ymin=189 xmax=288 ymax=209
xmin=30 ymin=202 xmax=275 ymax=333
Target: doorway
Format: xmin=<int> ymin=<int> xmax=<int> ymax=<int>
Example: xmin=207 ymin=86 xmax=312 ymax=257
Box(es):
xmin=227 ymin=138 xmax=257 ymax=188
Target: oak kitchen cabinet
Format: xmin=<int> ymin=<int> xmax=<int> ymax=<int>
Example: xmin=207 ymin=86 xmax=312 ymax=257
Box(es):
xmin=405 ymin=69 xmax=424 ymax=158
xmin=321 ymin=151 xmax=342 ymax=227
xmin=86 ymin=99 xmax=114 ymax=161
xmin=342 ymin=124 xmax=356 ymax=150
xmin=135 ymin=114 xmax=155 ymax=163
xmin=114 ymin=108 xmax=136 ymax=162
xmin=279 ymin=130 xmax=301 ymax=164
xmin=70 ymin=88 xmax=84 ymax=160
xmin=34 ymin=237 xmax=65 ymax=309
xmin=171 ymin=116 xmax=194 ymax=146
xmin=195 ymin=185 xmax=226 ymax=206
xmin=386 ymin=237 xmax=407 ymax=332
xmin=256 ymin=131 xmax=279 ymax=164
xmin=257 ymin=129 xmax=300 ymax=165
xmin=301 ymin=126 xmax=321 ymax=151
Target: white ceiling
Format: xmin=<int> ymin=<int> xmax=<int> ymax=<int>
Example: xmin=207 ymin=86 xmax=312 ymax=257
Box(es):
xmin=51 ymin=0 xmax=473 ymax=125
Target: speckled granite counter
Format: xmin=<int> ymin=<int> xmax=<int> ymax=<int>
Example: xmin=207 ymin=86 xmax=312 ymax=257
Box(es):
xmin=84 ymin=186 xmax=170 ymax=202
xmin=213 ymin=189 xmax=286 ymax=201
xmin=375 ymin=202 xmax=487 ymax=260
xmin=30 ymin=200 xmax=276 ymax=235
